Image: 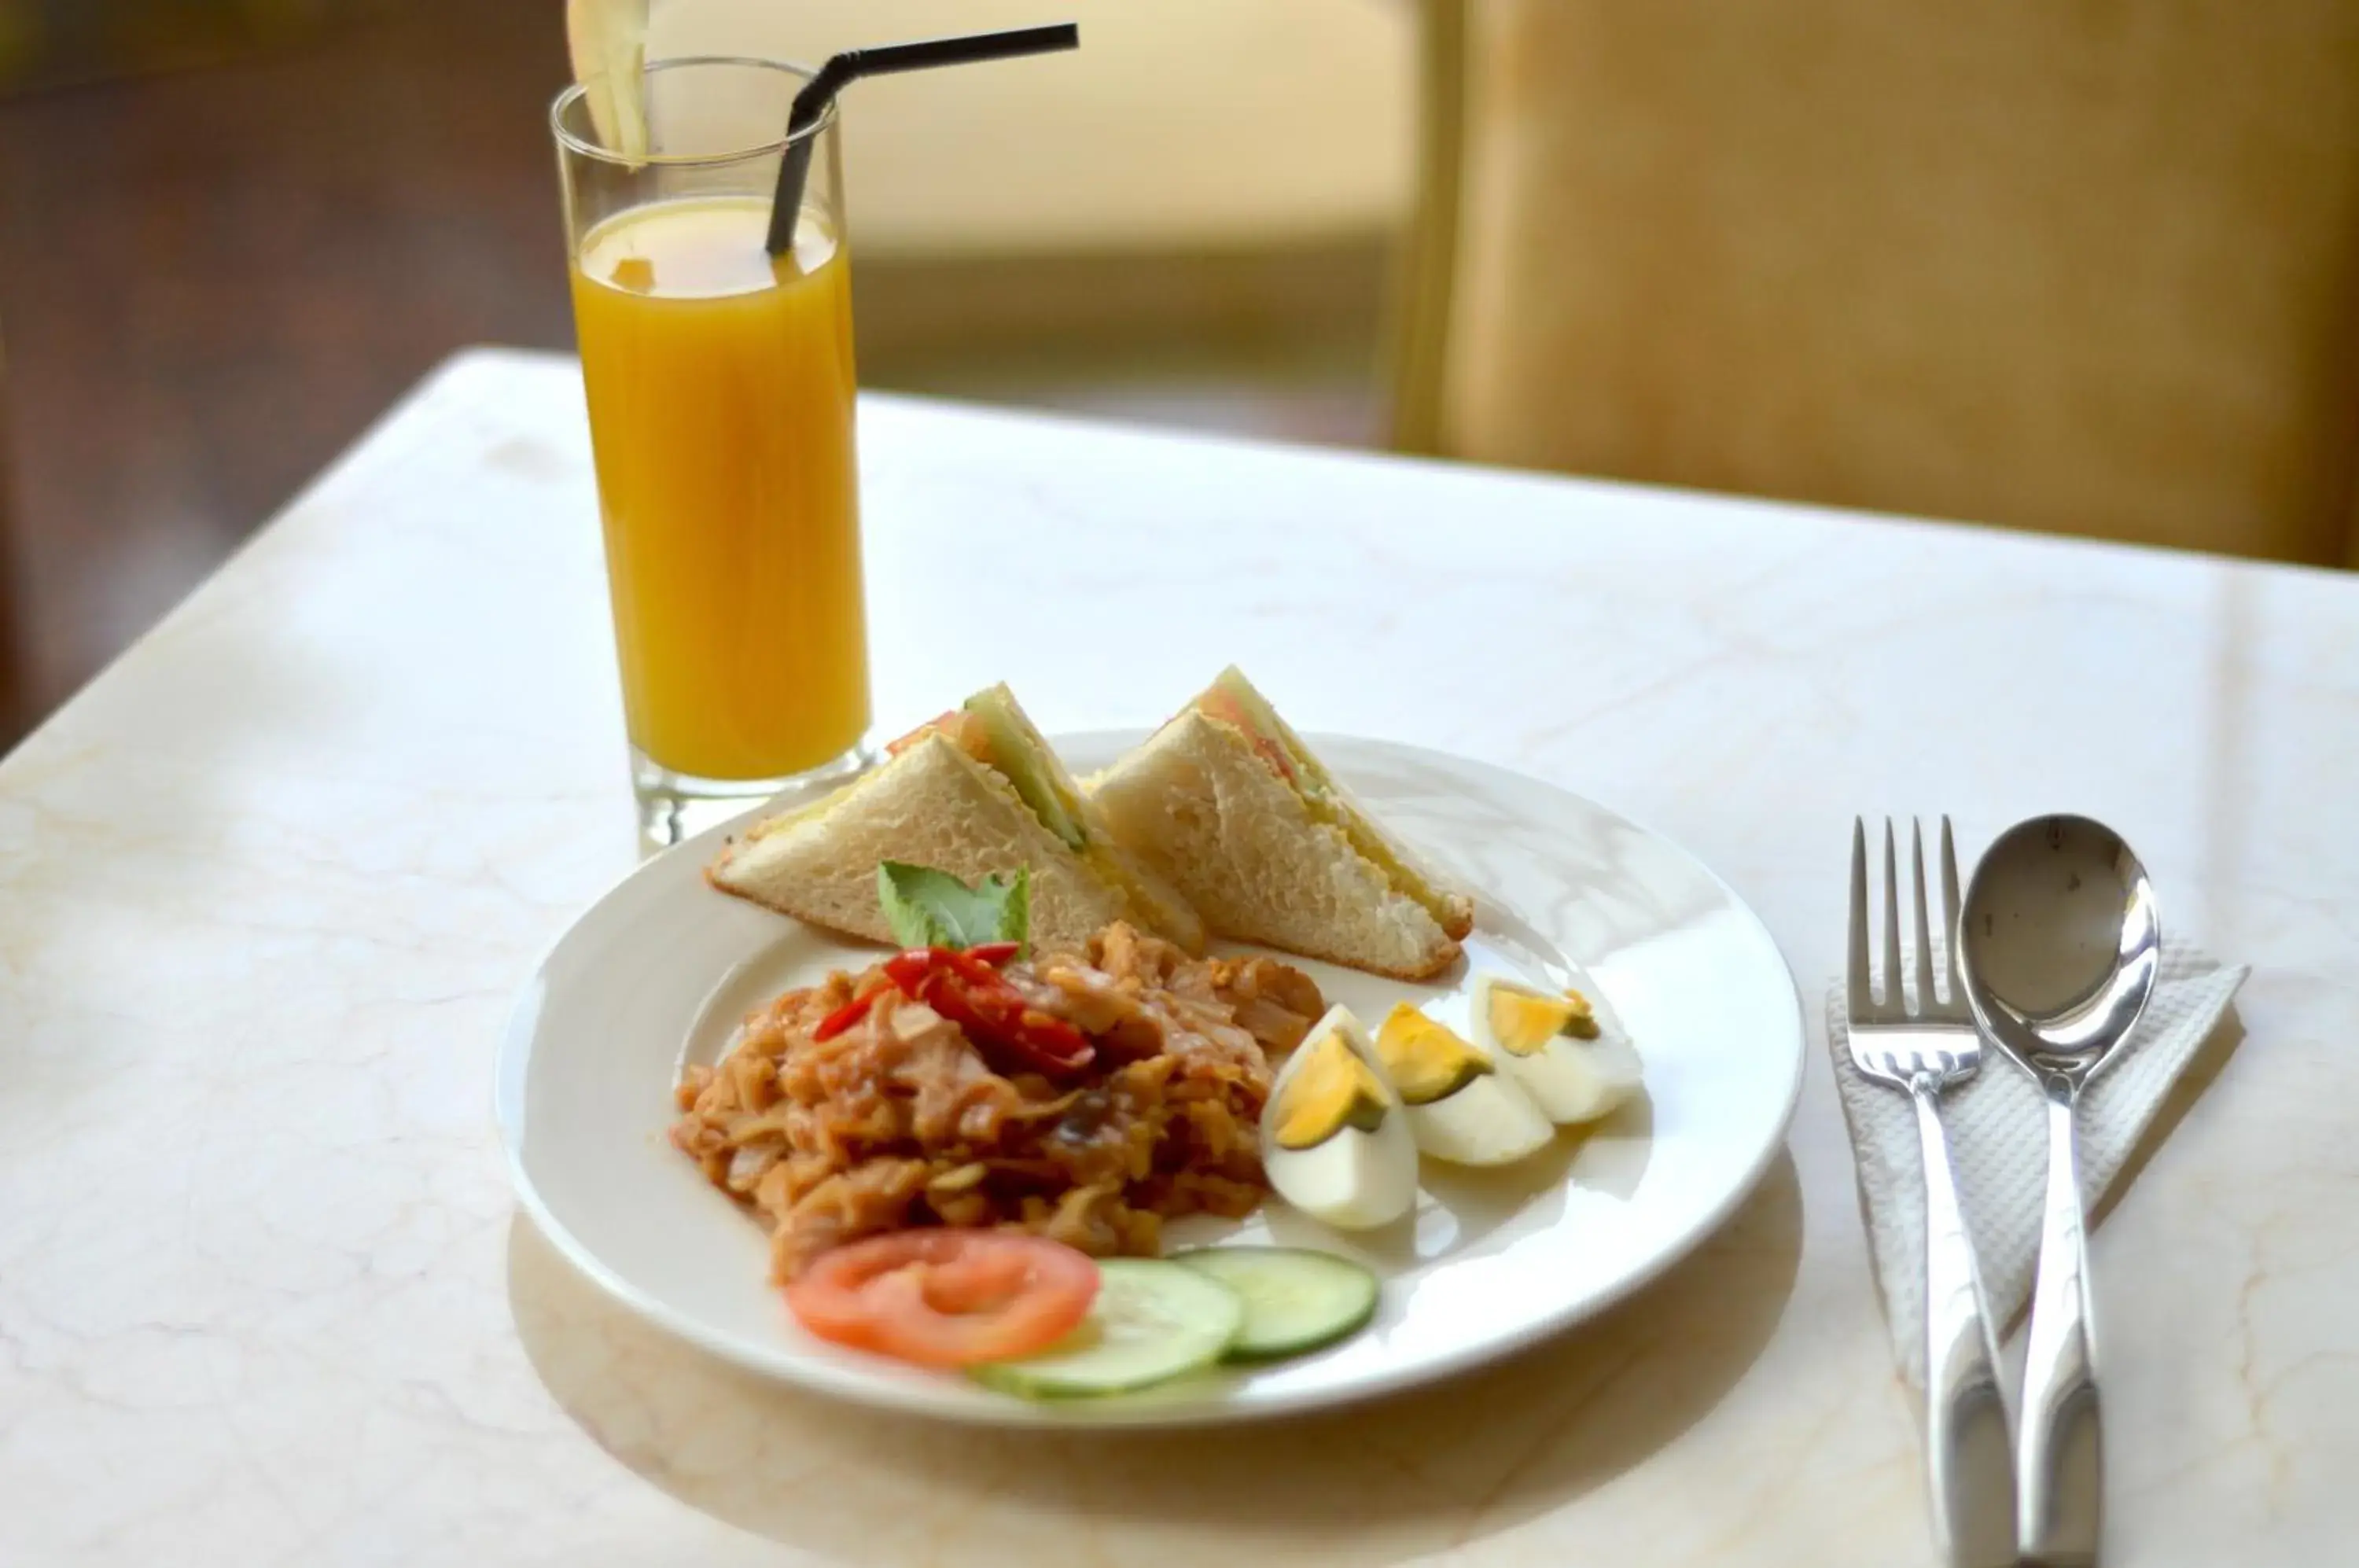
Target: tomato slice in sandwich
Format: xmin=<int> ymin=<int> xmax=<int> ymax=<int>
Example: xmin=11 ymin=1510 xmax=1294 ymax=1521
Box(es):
xmin=1196 ymin=685 xmax=1297 ymax=783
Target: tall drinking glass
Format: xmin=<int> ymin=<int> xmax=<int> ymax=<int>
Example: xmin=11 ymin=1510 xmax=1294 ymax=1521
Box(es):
xmin=553 ymin=58 xmax=871 ymax=846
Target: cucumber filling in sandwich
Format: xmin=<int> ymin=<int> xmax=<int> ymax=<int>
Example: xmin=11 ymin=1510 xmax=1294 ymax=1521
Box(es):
xmin=925 ymin=686 xmax=1197 ymax=940
xmin=937 ymin=687 xmax=1090 ymax=851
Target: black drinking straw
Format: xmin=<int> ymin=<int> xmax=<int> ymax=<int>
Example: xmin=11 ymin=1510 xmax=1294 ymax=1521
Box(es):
xmin=765 ymin=23 xmax=1081 ymax=257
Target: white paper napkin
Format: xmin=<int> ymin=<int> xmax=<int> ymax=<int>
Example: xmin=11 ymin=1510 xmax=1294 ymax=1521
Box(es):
xmin=1827 ymin=943 xmax=2248 ymax=1387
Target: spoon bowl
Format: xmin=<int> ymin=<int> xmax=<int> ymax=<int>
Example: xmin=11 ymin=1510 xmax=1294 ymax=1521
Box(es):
xmin=1959 ymin=814 xmax=2160 ymax=1086
xmin=1956 ymin=812 xmax=2159 ymax=1564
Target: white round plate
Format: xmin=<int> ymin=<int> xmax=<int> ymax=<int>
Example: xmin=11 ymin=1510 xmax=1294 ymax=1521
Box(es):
xmin=498 ymin=734 xmax=1804 ymax=1428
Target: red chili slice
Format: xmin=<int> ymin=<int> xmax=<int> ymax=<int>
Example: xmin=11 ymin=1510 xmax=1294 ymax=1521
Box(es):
xmin=1014 ymin=1007 xmax=1091 ymax=1062
xmin=856 ymin=946 xmax=1091 ymax=1077
xmin=881 ymin=948 xmax=942 ymax=992
xmin=941 ymin=946 xmax=1015 ymax=990
xmin=811 ymin=992 xmax=876 ymax=1041
xmin=922 ymin=972 xmax=1094 ymax=1079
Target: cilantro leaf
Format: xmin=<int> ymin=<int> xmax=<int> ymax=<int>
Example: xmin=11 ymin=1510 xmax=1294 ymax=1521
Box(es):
xmin=876 ymin=863 xmax=1031 ymax=952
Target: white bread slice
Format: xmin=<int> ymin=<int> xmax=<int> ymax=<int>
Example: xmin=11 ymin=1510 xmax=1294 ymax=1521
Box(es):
xmin=709 ymin=734 xmax=1160 ymax=951
xmin=1203 ymin=666 xmax=1474 ymax=941
xmin=1087 ymin=710 xmax=1466 ymax=980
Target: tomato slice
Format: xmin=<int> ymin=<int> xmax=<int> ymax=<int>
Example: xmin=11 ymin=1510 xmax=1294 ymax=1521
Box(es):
xmin=885 ymin=710 xmax=970 ymax=757
xmin=786 ymin=1231 xmax=1099 ymax=1367
xmin=1198 ymin=687 xmax=1294 ymax=782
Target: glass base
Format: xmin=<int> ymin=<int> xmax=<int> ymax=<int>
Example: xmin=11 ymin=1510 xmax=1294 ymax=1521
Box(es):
xmin=632 ymin=741 xmax=874 ymax=856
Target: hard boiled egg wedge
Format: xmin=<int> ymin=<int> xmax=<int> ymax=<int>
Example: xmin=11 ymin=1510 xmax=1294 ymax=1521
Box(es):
xmin=1470 ymin=974 xmax=1643 ymax=1124
xmin=1261 ymin=1005 xmax=1418 ymax=1230
xmin=1371 ymin=1003 xmax=1554 ymax=1167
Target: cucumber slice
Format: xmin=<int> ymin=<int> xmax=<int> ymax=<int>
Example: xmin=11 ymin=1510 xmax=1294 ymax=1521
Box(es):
xmin=1174 ymin=1246 xmax=1380 ymax=1361
xmin=971 ymin=1259 xmax=1243 ymax=1399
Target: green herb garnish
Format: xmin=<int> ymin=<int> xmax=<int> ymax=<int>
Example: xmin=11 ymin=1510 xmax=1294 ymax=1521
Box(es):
xmin=877 ymin=862 xmax=1031 ymax=952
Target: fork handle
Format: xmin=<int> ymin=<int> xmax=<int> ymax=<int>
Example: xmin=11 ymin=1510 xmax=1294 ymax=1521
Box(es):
xmin=1908 ymin=1077 xmax=2017 ymax=1568
xmin=2019 ymin=1084 xmax=2103 ymax=1566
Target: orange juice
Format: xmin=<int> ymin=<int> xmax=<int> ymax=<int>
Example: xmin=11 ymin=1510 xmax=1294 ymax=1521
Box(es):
xmin=570 ymin=195 xmax=870 ymax=782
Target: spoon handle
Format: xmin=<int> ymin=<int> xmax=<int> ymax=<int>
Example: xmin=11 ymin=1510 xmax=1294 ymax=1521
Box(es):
xmin=2021 ymin=1086 xmax=2103 ymax=1564
xmin=1908 ymin=1078 xmax=2017 ymax=1568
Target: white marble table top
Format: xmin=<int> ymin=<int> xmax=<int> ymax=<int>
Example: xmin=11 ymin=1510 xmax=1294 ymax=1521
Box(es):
xmin=3 ymin=348 xmax=2352 ymax=1566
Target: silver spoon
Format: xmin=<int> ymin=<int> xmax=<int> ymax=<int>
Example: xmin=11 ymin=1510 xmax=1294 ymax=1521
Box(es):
xmin=1958 ymin=815 xmax=2160 ymax=1567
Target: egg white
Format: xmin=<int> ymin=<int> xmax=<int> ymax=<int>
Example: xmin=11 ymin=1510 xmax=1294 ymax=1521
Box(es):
xmin=1469 ymin=973 xmax=1644 ymax=1126
xmin=1403 ymin=1069 xmax=1554 ymax=1166
xmin=1261 ymin=1006 xmax=1419 ymax=1230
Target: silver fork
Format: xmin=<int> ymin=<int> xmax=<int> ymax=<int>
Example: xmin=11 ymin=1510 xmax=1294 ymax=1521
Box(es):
xmin=1848 ymin=817 xmax=2017 ymax=1568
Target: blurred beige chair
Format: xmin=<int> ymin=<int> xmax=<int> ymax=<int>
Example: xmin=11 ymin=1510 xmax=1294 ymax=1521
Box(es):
xmin=657 ymin=0 xmax=1415 ymax=376
xmin=1394 ymin=1 xmax=2359 ymax=565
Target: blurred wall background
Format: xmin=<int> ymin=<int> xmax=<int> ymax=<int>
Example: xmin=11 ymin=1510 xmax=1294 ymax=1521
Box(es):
xmin=0 ymin=0 xmax=1415 ymax=740
xmin=7 ymin=0 xmax=2357 ymax=755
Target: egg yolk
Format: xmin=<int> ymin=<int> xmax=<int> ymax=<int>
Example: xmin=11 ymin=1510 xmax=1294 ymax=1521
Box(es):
xmin=1273 ymin=1031 xmax=1391 ymax=1150
xmin=1374 ymin=1003 xmax=1493 ymax=1106
xmin=1487 ymin=985 xmax=1600 ymax=1055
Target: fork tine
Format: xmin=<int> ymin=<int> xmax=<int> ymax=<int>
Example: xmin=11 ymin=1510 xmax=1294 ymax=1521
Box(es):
xmin=1940 ymin=815 xmax=1963 ymax=1003
xmin=1848 ymin=818 xmax=1871 ymax=1018
xmin=1881 ymin=819 xmax=1902 ymax=1009
xmin=1887 ymin=820 xmax=1906 ymax=1004
xmin=1910 ymin=819 xmax=1934 ymax=1013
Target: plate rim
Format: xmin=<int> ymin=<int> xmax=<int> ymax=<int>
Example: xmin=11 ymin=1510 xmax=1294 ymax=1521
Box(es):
xmin=495 ymin=734 xmax=1806 ymax=1429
